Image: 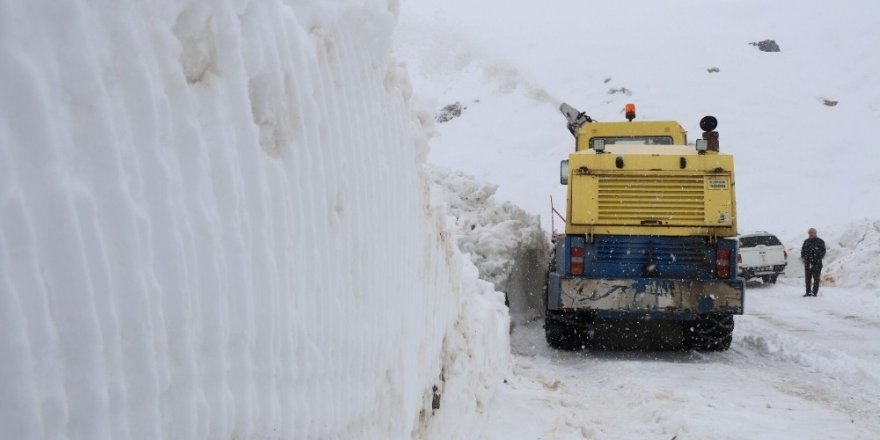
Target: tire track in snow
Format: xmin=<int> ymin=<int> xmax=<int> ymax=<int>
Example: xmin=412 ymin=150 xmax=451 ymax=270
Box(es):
xmin=477 ymin=309 xmax=880 ymax=439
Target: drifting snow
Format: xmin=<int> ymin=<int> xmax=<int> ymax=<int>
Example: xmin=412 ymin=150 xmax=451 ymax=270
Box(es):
xmin=0 ymin=1 xmax=509 ymax=438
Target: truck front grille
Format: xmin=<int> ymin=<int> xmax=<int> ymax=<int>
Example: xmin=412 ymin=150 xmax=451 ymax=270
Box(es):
xmin=597 ymin=175 xmax=705 ymax=224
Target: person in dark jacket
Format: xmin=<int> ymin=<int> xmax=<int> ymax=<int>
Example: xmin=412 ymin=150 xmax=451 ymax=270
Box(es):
xmin=800 ymin=228 xmax=826 ymax=297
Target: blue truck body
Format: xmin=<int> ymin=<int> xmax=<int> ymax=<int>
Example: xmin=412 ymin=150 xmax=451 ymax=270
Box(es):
xmin=548 ymin=235 xmax=744 ymax=318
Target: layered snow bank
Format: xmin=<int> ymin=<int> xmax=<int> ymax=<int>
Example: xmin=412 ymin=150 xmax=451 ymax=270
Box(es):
xmin=428 ymin=167 xmax=548 ymax=323
xmin=819 ymin=219 xmax=880 ymax=291
xmin=785 ymin=219 xmax=880 ymax=291
xmin=0 ymin=1 xmax=508 ymax=438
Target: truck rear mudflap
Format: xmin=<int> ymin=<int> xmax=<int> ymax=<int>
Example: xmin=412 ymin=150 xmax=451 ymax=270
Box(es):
xmin=549 ymin=275 xmax=744 ymax=317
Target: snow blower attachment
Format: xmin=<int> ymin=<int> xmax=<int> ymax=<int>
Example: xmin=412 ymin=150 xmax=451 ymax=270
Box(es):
xmin=560 ymin=102 xmax=593 ymax=137
xmin=545 ymin=103 xmax=744 ymax=351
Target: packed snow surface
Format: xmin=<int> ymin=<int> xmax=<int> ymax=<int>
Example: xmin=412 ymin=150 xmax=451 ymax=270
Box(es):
xmin=476 ymin=282 xmax=880 ymax=439
xmin=0 ymin=1 xmax=510 ymax=438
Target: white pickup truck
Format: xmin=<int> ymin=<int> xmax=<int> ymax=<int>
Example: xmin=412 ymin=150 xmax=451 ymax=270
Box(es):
xmin=737 ymin=232 xmax=788 ymax=284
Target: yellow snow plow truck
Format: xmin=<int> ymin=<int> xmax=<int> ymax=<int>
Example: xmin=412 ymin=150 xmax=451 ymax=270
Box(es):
xmin=545 ymin=103 xmax=744 ymax=351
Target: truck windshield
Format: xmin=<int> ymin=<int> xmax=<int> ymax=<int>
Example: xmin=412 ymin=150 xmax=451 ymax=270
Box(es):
xmin=739 ymin=235 xmax=782 ymax=247
xmin=592 ymin=136 xmax=674 ymax=146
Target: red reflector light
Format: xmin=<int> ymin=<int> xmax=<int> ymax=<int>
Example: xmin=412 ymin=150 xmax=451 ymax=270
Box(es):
xmin=783 ymin=249 xmax=788 ymax=260
xmin=716 ymin=248 xmax=730 ymax=279
xmin=571 ymin=246 xmax=585 ymax=276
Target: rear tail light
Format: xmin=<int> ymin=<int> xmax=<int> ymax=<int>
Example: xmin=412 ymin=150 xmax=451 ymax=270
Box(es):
xmin=570 ymin=246 xmax=585 ymax=276
xmin=736 ymin=253 xmax=742 ymax=264
xmin=716 ymin=248 xmax=731 ymax=279
xmin=784 ymin=249 xmax=788 ymax=260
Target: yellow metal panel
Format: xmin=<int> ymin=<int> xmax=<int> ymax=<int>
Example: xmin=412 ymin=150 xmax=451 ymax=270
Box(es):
xmin=596 ymin=174 xmax=705 ymax=225
xmin=565 ymin=224 xmax=739 ymax=237
xmin=570 ymin=174 xmax=597 ymax=225
xmin=564 ymin=147 xmax=738 ymax=238
xmin=704 ymin=176 xmax=733 ymax=226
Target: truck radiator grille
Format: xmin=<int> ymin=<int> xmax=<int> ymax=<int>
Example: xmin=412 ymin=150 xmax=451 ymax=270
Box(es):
xmin=597 ymin=176 xmax=705 ymax=224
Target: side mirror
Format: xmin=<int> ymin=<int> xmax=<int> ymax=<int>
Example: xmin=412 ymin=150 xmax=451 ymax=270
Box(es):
xmin=560 ymin=160 xmax=569 ymax=185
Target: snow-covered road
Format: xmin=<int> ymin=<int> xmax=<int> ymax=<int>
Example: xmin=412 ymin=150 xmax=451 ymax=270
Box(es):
xmin=477 ymin=281 xmax=880 ymax=439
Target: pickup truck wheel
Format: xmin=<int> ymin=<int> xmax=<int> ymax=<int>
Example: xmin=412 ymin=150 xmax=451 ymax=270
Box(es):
xmin=761 ymin=275 xmax=778 ymax=284
xmin=685 ymin=314 xmax=734 ymax=351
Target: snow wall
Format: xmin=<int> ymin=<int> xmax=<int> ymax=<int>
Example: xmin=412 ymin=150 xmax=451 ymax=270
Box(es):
xmin=0 ymin=1 xmax=509 ymax=438
xmin=428 ymin=167 xmax=548 ymax=324
xmin=785 ymin=219 xmax=880 ymax=291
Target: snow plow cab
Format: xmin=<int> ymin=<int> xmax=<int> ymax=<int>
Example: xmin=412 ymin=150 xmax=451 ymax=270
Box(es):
xmin=545 ymin=103 xmax=744 ymax=351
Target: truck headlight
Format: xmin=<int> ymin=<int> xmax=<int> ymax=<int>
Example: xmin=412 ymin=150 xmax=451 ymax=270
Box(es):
xmin=560 ymin=160 xmax=569 ymax=185
xmin=592 ymin=139 xmax=606 ymax=152
xmin=696 ymin=139 xmax=708 ymax=153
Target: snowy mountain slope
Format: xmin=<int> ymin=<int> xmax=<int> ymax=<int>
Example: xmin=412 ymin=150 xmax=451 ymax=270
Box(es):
xmin=397 ymin=0 xmax=880 ymax=240
xmin=0 ymin=1 xmax=510 ymax=438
